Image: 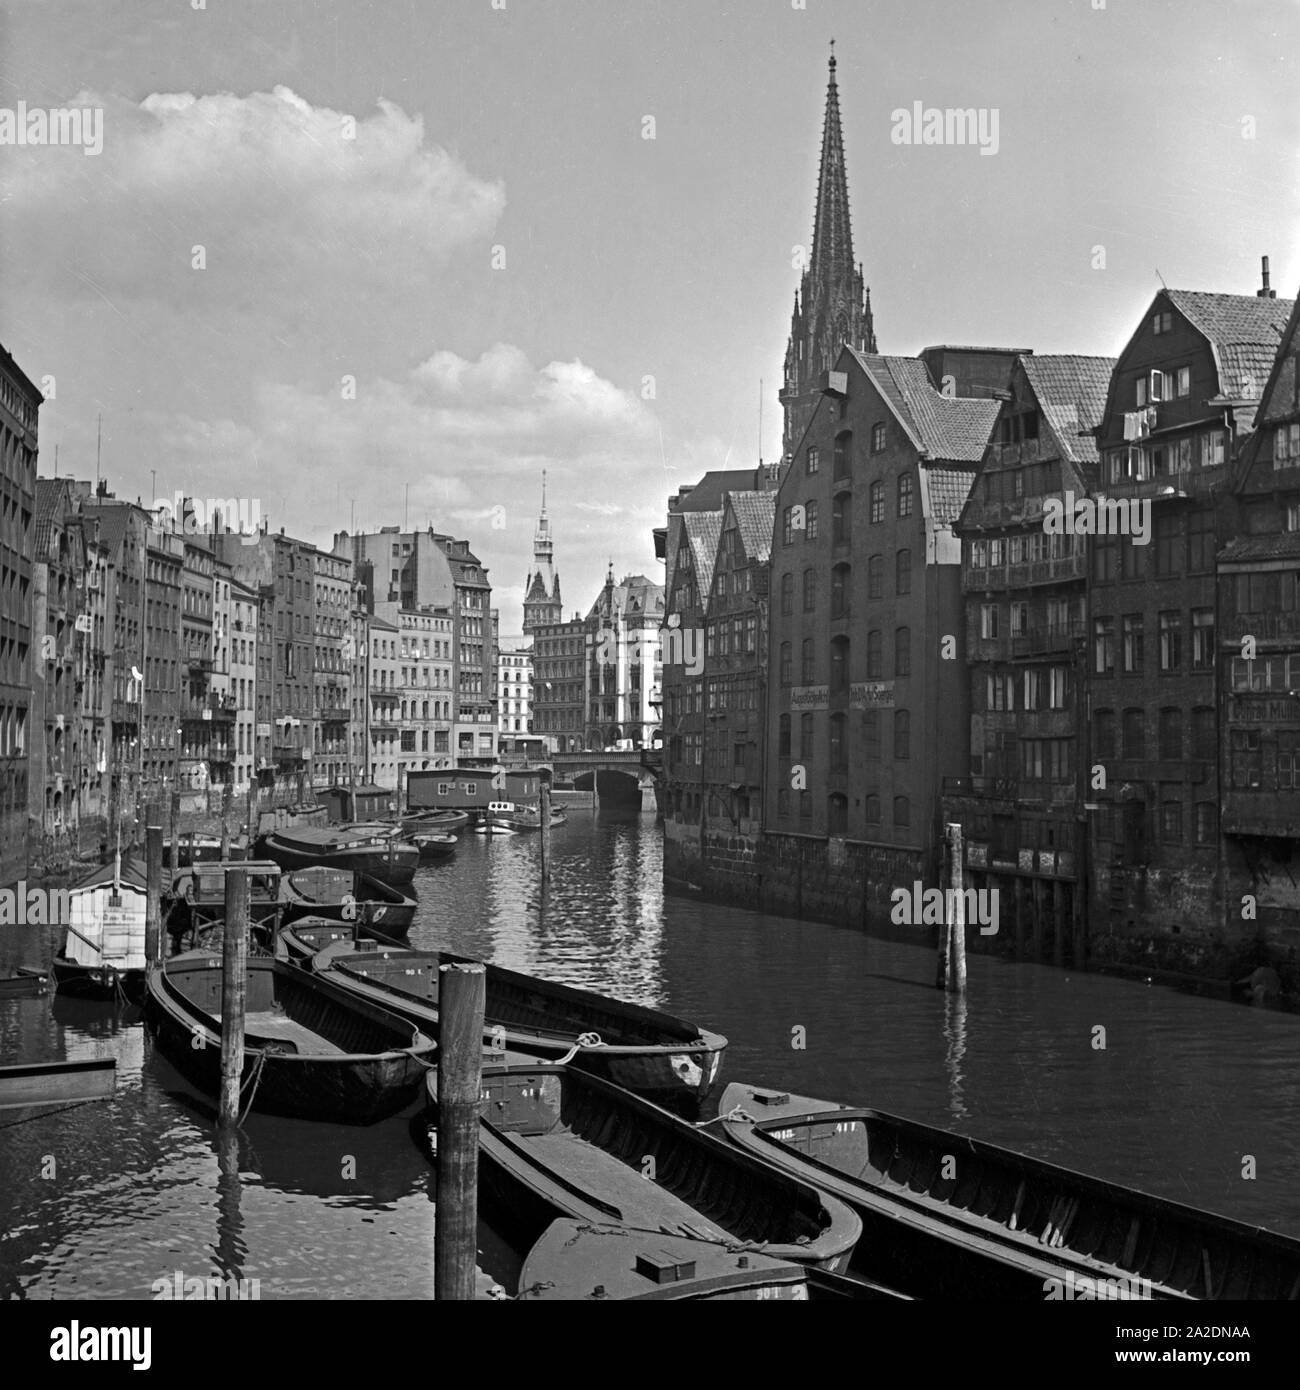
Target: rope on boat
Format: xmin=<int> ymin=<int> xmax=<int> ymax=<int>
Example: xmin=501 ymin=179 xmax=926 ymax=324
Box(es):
xmin=554 ymin=1031 xmax=604 ymax=1064
xmin=236 ymin=1050 xmax=269 ymax=1126
xmin=0 ymin=1097 xmax=106 ymax=1130
xmin=692 ymin=1106 xmax=758 ymax=1129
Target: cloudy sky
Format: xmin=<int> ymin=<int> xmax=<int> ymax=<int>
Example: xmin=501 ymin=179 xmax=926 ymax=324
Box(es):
xmin=2 ymin=0 xmax=1297 ymax=636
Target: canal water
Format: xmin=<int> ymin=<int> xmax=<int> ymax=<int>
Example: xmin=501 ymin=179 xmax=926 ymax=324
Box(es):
xmin=2 ymin=808 xmax=1298 ymax=1298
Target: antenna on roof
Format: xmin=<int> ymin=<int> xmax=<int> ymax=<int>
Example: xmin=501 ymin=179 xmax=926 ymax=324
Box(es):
xmin=1155 ymin=268 xmax=1168 ymax=289
xmin=758 ymin=379 xmax=763 ymax=467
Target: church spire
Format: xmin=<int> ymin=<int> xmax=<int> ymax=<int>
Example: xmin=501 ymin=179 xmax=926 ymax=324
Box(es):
xmin=523 ymin=472 xmax=562 ymax=636
xmin=779 ymin=45 xmax=877 ymax=458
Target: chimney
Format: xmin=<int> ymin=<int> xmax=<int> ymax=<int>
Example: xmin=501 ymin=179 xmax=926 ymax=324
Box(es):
xmin=1258 ymin=255 xmax=1276 ymax=299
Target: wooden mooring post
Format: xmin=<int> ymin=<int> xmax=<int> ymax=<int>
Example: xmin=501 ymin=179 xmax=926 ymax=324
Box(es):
xmin=539 ymin=780 xmax=552 ymax=883
xmin=145 ymin=819 xmax=164 ymax=967
xmin=946 ymin=822 xmax=967 ymax=994
xmin=246 ymin=780 xmax=258 ymax=844
xmin=220 ymin=782 xmax=232 ymax=861
xmin=167 ymin=792 xmax=180 ymax=880
xmin=218 ymin=868 xmax=250 ymax=1128
xmin=435 ymin=961 xmax=486 ymax=1301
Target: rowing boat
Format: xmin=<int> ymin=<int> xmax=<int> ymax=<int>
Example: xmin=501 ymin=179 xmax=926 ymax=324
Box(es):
xmin=717 ymin=1083 xmax=1300 ymax=1300
xmin=276 ymin=916 xmax=359 ymax=965
xmin=313 ymin=939 xmax=727 ymax=1114
xmin=436 ymin=1065 xmax=861 ymax=1277
xmin=0 ymin=965 xmax=50 ymax=996
xmin=280 ymin=865 xmax=416 ymax=934
xmin=145 ymin=953 xmax=435 ymax=1124
xmin=0 ymin=1058 xmax=116 ymax=1110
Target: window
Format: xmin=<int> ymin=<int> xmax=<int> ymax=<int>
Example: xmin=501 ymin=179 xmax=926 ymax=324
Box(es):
xmin=1093 ymin=536 xmax=1119 ymax=583
xmin=1158 ymin=707 xmax=1183 ymax=761
xmin=866 ymin=630 xmax=882 ymax=679
xmin=894 ymin=627 xmax=910 ymax=678
xmin=803 ymin=569 xmax=817 ymax=612
xmin=1161 ymin=797 xmax=1182 ymax=843
xmin=1194 ymin=803 xmax=1217 ymax=845
xmin=782 ymin=507 xmax=796 ymax=546
xmin=1022 ymin=668 xmax=1043 ymax=711
xmin=829 ymin=713 xmax=847 ymax=772
xmin=805 ymin=501 xmax=819 ymax=541
xmin=893 ymin=796 xmax=910 ymax=827
xmin=870 ymin=481 xmax=884 ymax=524
xmin=1230 ymin=729 xmax=1262 ymax=788
xmin=1278 ymin=730 xmax=1300 ymax=789
xmin=806 ymin=445 xmax=820 ymax=474
xmin=1122 ymin=708 xmax=1145 ymax=760
xmin=1158 ymin=611 xmax=1182 ymax=672
xmin=986 ymin=673 xmax=1013 ymax=712
xmin=777 ymin=788 xmax=791 ymax=817
xmin=1094 ymin=709 xmax=1116 ymax=760
xmin=1122 ymin=614 xmax=1144 ymax=674
xmin=1191 ymin=609 xmax=1214 ymax=670
xmin=897 ymin=475 xmax=913 ymax=518
xmin=1176 ymin=365 xmax=1190 ymax=397
xmin=1153 ymin=513 xmax=1182 ymax=577
xmin=871 ymin=422 xmax=886 ymax=453
xmin=799 ymin=789 xmax=812 ymax=818
xmin=800 ymin=711 xmax=814 ymax=758
xmin=1010 ymin=601 xmax=1029 ymax=637
xmin=1153 ymin=310 xmax=1172 ymax=335
xmin=1093 ymin=617 xmax=1115 ymax=674
xmin=896 ymin=549 xmax=911 ymax=596
xmin=1048 ymin=665 xmax=1071 ymax=709
xmin=832 ymin=494 xmax=851 ymax=545
xmin=828 ymin=792 xmax=848 ymax=835
xmin=779 ymin=571 xmax=794 ymax=616
xmin=1200 ymin=432 xmax=1225 ymax=469
xmin=893 ymin=709 xmax=910 ymax=760
xmin=865 ymin=794 xmax=881 ymax=824
xmin=801 ymin=639 xmax=815 ymax=684
xmin=980 ymin=604 xmax=1000 ymax=640
xmin=1121 ymin=536 xmax=1144 ymax=581
xmin=1187 ymin=511 xmax=1215 ymax=573
xmin=868 ymin=554 xmax=883 ymax=599
xmin=863 ymin=709 xmax=881 ymax=759
xmin=831 ymin=564 xmax=851 ymax=620
xmin=779 ymin=642 xmax=791 ymax=686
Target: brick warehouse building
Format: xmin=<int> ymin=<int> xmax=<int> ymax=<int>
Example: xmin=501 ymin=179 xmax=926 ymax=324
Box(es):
xmin=1086 ymin=282 xmax=1292 ymax=974
xmin=944 ymin=354 xmax=1114 ymax=965
xmin=761 ymin=343 xmax=1012 ymax=925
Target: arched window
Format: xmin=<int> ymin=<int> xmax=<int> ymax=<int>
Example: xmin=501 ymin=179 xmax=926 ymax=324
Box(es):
xmin=866 ymin=630 xmax=882 ymax=679
xmin=870 ymin=480 xmax=884 ymax=523
xmin=780 ymin=572 xmax=794 ymax=615
xmin=898 ymin=474 xmax=913 ymax=517
xmin=832 ymin=494 xmax=852 ymax=545
xmin=893 ymin=709 xmax=910 ymax=760
xmin=801 ymin=638 xmax=815 ymax=684
xmin=865 ymin=794 xmax=881 ymax=824
xmin=779 ymin=642 xmax=792 ymax=686
xmin=828 ymin=791 xmax=848 ymax=834
xmin=803 ymin=568 xmax=817 ymax=612
xmin=893 ymin=795 xmax=910 ymax=827
xmin=1123 ymin=708 xmax=1145 ymax=759
xmin=895 ymin=626 xmax=911 ymax=677
xmin=831 ymin=563 xmax=851 ymax=619
xmin=830 ymin=636 xmax=850 ymax=695
xmin=805 ymin=500 xmax=819 ymax=541
xmin=868 ymin=554 xmax=883 ymax=599
xmin=896 ymin=548 xmax=912 ymax=595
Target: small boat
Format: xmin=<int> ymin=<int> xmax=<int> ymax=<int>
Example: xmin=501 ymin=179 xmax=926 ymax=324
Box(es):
xmin=0 ymin=1058 xmax=116 ymax=1110
xmin=52 ymin=856 xmax=149 ymax=1002
xmin=434 ymin=1065 xmax=861 ymax=1276
xmin=717 ymin=1083 xmax=1300 ymax=1300
xmin=401 ymin=808 xmax=470 ymax=836
xmin=473 ymin=801 xmax=563 ymax=834
xmin=167 ymin=860 xmax=285 ymax=941
xmin=145 ymin=953 xmax=436 ymax=1124
xmin=276 ymin=916 xmax=360 ymax=965
xmin=314 ymin=940 xmax=727 ymax=1113
xmin=0 ymin=965 xmax=51 ymax=996
xmin=409 ymin=831 xmax=457 ymax=860
xmin=280 ymin=865 xmax=416 ymax=934
xmin=163 ymin=833 xmax=248 ymax=867
xmin=512 ymin=1218 xmax=813 ymax=1301
xmin=257 ymin=824 xmax=419 ymax=887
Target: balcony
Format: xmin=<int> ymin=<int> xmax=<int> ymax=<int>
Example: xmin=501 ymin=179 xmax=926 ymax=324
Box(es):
xmin=1221 ymin=612 xmax=1300 ymax=643
xmin=273 ymin=743 xmax=307 ymax=762
xmin=965 ymin=552 xmax=1087 ymax=593
xmin=1105 ymin=459 xmax=1229 ymax=501
xmin=110 ymin=699 xmax=140 ymax=727
xmin=942 ymin=774 xmax=1020 ymax=801
xmin=187 ymin=653 xmax=214 ymax=674
xmin=370 ymin=686 xmax=400 ymax=702
xmin=1010 ymin=621 xmax=1088 ymax=658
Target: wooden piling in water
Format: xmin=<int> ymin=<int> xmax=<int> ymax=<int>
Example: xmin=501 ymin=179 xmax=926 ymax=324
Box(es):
xmin=946 ymin=822 xmax=967 ymax=994
xmin=168 ymin=792 xmax=180 ymax=879
xmin=435 ymin=961 xmax=486 ymax=1301
xmin=220 ymin=782 xmax=232 ymax=861
xmin=218 ymin=868 xmax=250 ymax=1128
xmin=539 ymin=780 xmax=552 ymax=883
xmin=145 ymin=820 xmax=164 ymax=967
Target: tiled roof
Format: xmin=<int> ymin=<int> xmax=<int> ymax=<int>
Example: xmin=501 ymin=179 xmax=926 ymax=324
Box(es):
xmin=924 ymin=468 xmax=979 ymax=525
xmin=35 ymin=477 xmax=67 ymax=554
xmin=851 ymin=350 xmax=1000 ymax=462
xmin=1165 ymin=290 xmax=1293 ymax=397
xmin=1019 ymin=354 xmax=1116 ymax=466
xmin=79 ymin=499 xmax=135 ymax=561
xmin=683 ymin=511 xmax=723 ymax=596
xmin=727 ymin=491 xmax=776 ymax=564
xmin=1218 ymin=534 xmax=1300 ymax=564
xmin=1254 ymin=293 xmax=1300 ymax=428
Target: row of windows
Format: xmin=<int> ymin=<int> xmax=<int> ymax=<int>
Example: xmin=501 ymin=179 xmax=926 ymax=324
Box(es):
xmin=782 ymin=477 xmax=913 ymax=545
xmin=775 ymin=788 xmax=911 ymax=828
xmin=969 ymin=532 xmax=1080 ymax=570
xmin=777 ymin=708 xmax=913 ymax=763
xmin=778 ymin=629 xmax=911 ymax=685
xmin=1093 ymin=706 xmax=1215 ymax=761
xmin=1093 ymin=611 xmax=1214 ymax=675
xmin=1092 ymin=511 xmax=1217 ymax=581
xmin=779 ymin=552 xmax=912 ymax=615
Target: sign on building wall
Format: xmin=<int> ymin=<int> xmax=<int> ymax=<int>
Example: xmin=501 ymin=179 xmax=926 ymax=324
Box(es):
xmin=849 ymin=681 xmax=896 ymax=709
xmin=789 ymin=685 xmax=829 ymax=711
